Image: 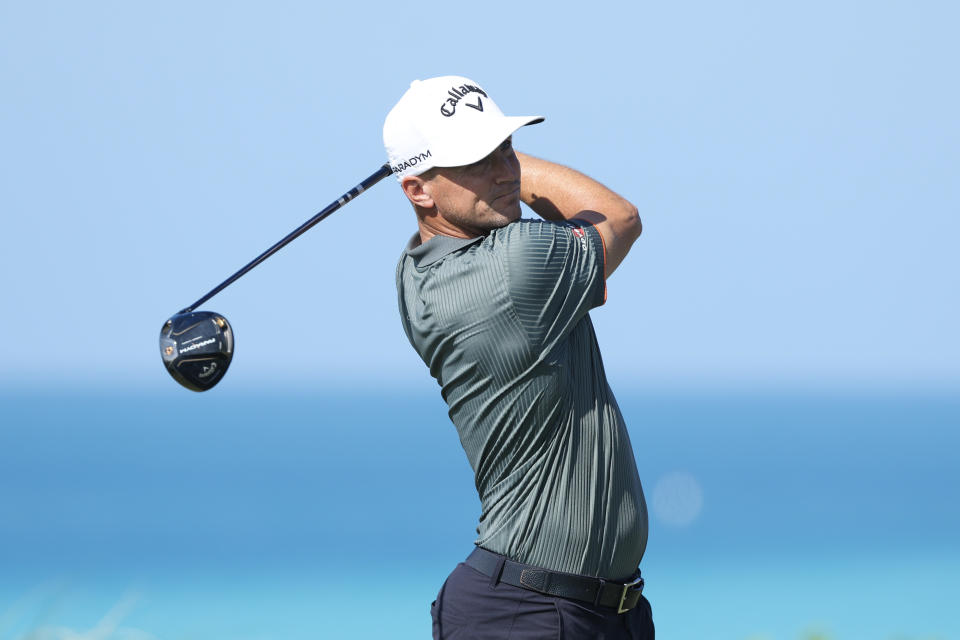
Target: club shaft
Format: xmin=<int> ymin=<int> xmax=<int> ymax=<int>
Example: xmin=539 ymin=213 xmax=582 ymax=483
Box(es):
xmin=180 ymin=163 xmax=393 ymax=313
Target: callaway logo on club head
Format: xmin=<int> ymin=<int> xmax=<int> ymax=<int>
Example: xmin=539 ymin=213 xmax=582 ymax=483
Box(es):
xmin=440 ymin=84 xmax=488 ymax=117
xmin=198 ymin=362 xmax=218 ymax=379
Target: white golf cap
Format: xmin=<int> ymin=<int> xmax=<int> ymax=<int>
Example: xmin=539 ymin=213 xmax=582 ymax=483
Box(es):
xmin=383 ymin=75 xmax=543 ymax=180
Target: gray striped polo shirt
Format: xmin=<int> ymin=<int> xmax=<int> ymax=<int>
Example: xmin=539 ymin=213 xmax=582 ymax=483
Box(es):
xmin=396 ymin=218 xmax=647 ymax=580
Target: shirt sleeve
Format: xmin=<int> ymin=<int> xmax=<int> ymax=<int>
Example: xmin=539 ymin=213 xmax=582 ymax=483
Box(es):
xmin=500 ymin=218 xmax=607 ymax=350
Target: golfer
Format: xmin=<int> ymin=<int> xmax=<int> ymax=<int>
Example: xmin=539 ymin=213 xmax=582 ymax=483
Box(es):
xmin=386 ymin=76 xmax=653 ymax=640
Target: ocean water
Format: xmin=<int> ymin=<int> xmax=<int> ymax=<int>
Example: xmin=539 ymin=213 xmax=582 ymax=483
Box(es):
xmin=1 ymin=387 xmax=957 ymax=639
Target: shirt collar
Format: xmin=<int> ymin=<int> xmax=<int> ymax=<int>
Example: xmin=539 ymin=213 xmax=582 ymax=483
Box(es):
xmin=404 ymin=233 xmax=484 ymax=267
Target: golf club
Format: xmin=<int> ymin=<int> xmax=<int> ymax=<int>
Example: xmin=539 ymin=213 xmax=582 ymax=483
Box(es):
xmin=160 ymin=163 xmax=393 ymax=391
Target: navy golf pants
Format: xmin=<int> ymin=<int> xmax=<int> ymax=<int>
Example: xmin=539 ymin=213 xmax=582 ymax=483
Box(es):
xmin=430 ymin=561 xmax=655 ymax=639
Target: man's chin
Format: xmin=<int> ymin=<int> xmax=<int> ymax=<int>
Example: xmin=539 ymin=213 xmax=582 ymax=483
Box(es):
xmin=497 ymin=203 xmax=523 ymax=224
xmin=490 ymin=214 xmax=520 ymax=231
xmin=474 ymin=203 xmax=522 ymax=233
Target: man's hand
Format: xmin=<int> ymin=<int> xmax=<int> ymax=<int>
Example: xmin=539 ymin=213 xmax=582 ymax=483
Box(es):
xmin=517 ymin=152 xmax=641 ymax=278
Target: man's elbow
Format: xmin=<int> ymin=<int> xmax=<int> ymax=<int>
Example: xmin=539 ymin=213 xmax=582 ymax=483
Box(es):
xmin=622 ymin=203 xmax=642 ymax=241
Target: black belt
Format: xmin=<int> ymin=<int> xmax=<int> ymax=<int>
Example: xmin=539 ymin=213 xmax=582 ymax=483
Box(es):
xmin=464 ymin=547 xmax=645 ymax=614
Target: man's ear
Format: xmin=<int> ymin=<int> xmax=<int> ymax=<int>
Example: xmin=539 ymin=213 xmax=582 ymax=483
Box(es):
xmin=401 ymin=175 xmax=435 ymax=209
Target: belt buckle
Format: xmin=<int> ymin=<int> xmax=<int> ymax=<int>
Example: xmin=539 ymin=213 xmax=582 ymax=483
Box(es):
xmin=617 ymin=576 xmax=645 ymax=614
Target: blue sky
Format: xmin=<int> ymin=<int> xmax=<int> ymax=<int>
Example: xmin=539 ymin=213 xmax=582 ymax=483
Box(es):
xmin=1 ymin=1 xmax=957 ymax=391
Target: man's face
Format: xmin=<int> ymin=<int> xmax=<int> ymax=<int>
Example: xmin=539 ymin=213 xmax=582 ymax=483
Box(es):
xmin=424 ymin=137 xmax=522 ymax=235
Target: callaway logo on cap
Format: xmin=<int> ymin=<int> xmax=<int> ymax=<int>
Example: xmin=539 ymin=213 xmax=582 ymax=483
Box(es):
xmin=383 ymin=75 xmax=544 ymax=180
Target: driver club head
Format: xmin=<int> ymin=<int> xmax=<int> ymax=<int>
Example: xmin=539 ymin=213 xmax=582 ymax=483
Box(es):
xmin=159 ymin=311 xmax=234 ymax=391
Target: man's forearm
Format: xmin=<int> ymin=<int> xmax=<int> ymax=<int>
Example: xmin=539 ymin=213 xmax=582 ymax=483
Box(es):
xmin=517 ymin=152 xmax=635 ymax=223
xmin=517 ymin=152 xmax=641 ymax=277
xmin=517 ymin=152 xmax=576 ymax=223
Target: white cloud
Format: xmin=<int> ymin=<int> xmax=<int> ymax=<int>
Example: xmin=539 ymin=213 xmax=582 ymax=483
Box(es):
xmin=14 ymin=590 xmax=156 ymax=640
xmin=651 ymin=470 xmax=704 ymax=527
